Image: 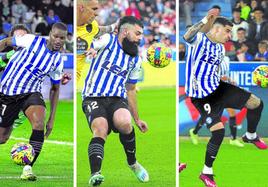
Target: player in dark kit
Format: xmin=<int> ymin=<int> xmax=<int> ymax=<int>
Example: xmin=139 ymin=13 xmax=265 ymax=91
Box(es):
xmin=184 ymin=13 xmax=266 ymax=187
xmin=0 ymin=22 xmax=68 ymax=181
xmin=82 ymin=16 xmax=149 ymax=186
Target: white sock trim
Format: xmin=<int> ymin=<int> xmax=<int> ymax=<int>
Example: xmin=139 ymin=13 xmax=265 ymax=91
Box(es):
xmin=202 ymin=165 xmax=213 ymax=175
xmin=246 ymin=132 xmax=257 ymax=140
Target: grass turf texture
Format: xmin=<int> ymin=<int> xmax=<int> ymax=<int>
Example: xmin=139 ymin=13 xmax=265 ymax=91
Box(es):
xmin=0 ymin=100 xmax=73 ymax=187
xmin=180 ymin=137 xmax=268 ymax=187
xmin=77 ymin=87 xmax=176 ymax=187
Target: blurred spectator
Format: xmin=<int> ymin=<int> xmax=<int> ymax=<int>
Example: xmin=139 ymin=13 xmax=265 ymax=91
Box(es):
xmin=224 ymin=40 xmax=237 ymax=61
xmin=179 ymin=43 xmax=186 ymax=61
xmin=125 ymin=2 xmax=141 ymax=19
xmin=2 ymin=0 xmax=11 ymax=22
xmin=233 ymin=27 xmax=256 ymax=55
xmin=61 ymin=0 xmax=72 ymax=7
xmin=156 ymin=0 xmax=164 ymax=13
xmin=180 ymin=0 xmax=194 ymax=27
xmin=261 ymin=0 xmax=268 ymax=19
xmin=138 ymin=1 xmax=149 ymax=19
xmin=159 ymin=20 xmax=172 ymax=35
xmin=45 ymin=9 xmax=61 ymax=28
xmin=231 ymin=8 xmax=249 ymax=41
xmin=106 ymin=10 xmax=119 ymax=25
xmin=65 ymin=33 xmax=73 ymax=53
xmin=39 ymin=0 xmax=54 ymax=17
xmin=251 ymin=0 xmax=260 ymax=10
xmin=164 ymin=1 xmax=173 ymax=14
xmin=236 ymin=42 xmax=254 ymax=61
xmin=53 ymin=0 xmax=68 ymax=23
xmin=250 ymin=0 xmax=260 ymax=20
xmin=211 ymin=5 xmax=221 ymax=16
xmin=98 ymin=0 xmax=175 ymax=50
xmin=11 ymin=0 xmax=28 ymax=24
xmin=255 ymin=40 xmax=268 ymax=61
xmin=237 ymin=0 xmax=251 ymax=20
xmin=32 ymin=9 xmax=49 ymax=35
xmin=248 ymin=7 xmax=268 ymax=44
xmin=65 ymin=0 xmax=74 ymax=25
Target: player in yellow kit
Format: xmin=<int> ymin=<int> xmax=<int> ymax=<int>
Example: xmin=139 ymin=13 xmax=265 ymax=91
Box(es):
xmin=77 ymin=0 xmax=117 ymax=82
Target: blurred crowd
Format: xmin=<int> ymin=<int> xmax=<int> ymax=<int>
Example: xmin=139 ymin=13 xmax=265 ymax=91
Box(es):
xmin=96 ymin=0 xmax=176 ymax=53
xmin=179 ymin=0 xmax=268 ymax=62
xmin=0 ymin=0 xmax=73 ymax=53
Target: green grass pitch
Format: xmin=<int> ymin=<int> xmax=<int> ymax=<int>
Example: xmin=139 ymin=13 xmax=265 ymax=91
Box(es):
xmin=77 ymin=87 xmax=176 ymax=187
xmin=0 ymin=100 xmax=73 ymax=187
xmin=180 ymin=137 xmax=268 ymax=187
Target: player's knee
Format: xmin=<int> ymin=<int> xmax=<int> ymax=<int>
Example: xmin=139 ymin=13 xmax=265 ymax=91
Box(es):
xmin=92 ymin=127 xmax=108 ymax=139
xmin=91 ymin=119 xmax=108 ymax=139
xmin=118 ymin=122 xmax=133 ymax=134
xmin=246 ymin=94 xmax=262 ymax=110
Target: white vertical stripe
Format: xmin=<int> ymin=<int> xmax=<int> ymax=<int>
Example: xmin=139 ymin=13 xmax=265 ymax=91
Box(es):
xmin=0 ymin=37 xmax=63 ymax=95
xmin=185 ymin=33 xmax=224 ymax=98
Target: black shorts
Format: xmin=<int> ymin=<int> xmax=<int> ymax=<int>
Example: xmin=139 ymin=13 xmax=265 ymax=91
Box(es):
xmin=0 ymin=92 xmax=46 ymax=128
xmin=82 ymin=97 xmax=129 ymax=134
xmin=191 ymin=81 xmax=251 ymax=128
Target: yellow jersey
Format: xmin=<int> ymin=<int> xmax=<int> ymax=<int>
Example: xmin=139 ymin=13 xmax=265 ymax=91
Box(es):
xmin=77 ymin=20 xmax=99 ymax=81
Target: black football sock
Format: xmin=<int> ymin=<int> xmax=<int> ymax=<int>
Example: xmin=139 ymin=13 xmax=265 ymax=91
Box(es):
xmin=229 ymin=116 xmax=237 ymax=140
xmin=193 ymin=118 xmax=203 ymax=134
xmin=247 ymin=100 xmax=263 ymax=133
xmin=119 ymin=128 xmax=136 ymax=165
xmin=205 ymin=128 xmax=225 ymax=167
xmin=88 ymin=137 xmax=105 ymax=174
xmin=29 ymin=130 xmax=44 ymax=166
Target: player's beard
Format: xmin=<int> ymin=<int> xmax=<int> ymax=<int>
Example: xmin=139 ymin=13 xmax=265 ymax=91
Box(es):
xmin=122 ymin=37 xmax=139 ymax=57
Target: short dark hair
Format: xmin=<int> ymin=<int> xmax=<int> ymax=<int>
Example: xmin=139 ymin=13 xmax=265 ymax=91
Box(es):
xmin=211 ymin=5 xmax=221 ymax=11
xmin=232 ymin=8 xmax=241 ymax=13
xmin=253 ymin=6 xmax=264 ymax=13
xmin=258 ymin=41 xmax=268 ymax=48
xmin=213 ymin=17 xmax=233 ymax=27
xmin=118 ymin=16 xmax=143 ymax=32
xmin=10 ymin=24 xmax=30 ymax=36
xmin=240 ymin=0 xmax=250 ymax=5
xmin=237 ymin=27 xmax=246 ymax=32
xmin=51 ymin=22 xmax=67 ymax=31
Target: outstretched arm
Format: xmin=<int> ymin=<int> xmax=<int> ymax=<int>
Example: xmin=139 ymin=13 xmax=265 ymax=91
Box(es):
xmin=126 ymin=83 xmax=148 ymax=133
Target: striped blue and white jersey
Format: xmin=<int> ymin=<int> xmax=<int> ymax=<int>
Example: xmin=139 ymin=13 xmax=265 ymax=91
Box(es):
xmin=185 ymin=32 xmax=225 ymax=98
xmin=0 ymin=34 xmax=63 ymax=96
xmin=82 ymin=33 xmax=142 ymax=99
xmin=219 ymin=56 xmax=230 ymax=77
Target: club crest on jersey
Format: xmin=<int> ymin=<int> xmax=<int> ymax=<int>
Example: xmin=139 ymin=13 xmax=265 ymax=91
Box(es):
xmin=101 ymin=60 xmax=128 ymax=78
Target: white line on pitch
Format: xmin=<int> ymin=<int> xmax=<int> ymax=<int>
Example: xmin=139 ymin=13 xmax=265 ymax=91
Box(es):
xmin=0 ymin=176 xmax=70 ymax=179
xmin=10 ymin=136 xmax=73 ymax=146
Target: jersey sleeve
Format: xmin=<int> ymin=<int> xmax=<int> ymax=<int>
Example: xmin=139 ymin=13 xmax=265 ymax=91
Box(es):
xmin=49 ymin=55 xmax=63 ymax=84
xmin=184 ymin=32 xmax=203 ymax=46
xmin=127 ymin=57 xmax=142 ymax=84
xmin=11 ymin=34 xmax=36 ymax=48
xmin=91 ymin=33 xmax=111 ymax=50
